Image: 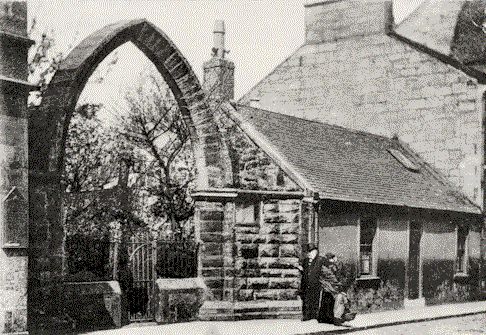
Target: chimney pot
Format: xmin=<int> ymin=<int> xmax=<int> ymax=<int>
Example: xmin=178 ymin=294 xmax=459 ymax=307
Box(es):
xmin=213 ymin=20 xmax=226 ymax=58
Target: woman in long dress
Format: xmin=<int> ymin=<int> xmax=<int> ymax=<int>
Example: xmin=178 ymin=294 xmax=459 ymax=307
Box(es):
xmin=317 ymin=252 xmax=344 ymax=324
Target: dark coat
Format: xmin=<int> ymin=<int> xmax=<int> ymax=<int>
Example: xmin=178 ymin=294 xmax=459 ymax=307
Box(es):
xmin=304 ymin=256 xmax=325 ymax=321
xmin=301 ymin=256 xmax=344 ymax=323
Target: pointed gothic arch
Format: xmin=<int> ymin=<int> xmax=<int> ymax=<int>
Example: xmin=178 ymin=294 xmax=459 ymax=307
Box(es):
xmin=33 ymin=18 xmax=231 ymax=186
xmin=28 ymin=19 xmax=233 ymax=328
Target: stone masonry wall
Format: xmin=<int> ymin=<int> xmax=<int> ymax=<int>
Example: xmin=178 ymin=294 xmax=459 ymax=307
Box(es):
xmin=0 ymin=1 xmax=30 ymax=333
xmin=214 ymin=108 xmax=302 ymax=192
xmin=240 ymin=1 xmax=482 ymax=206
xmin=234 ymin=199 xmax=301 ymax=303
xmin=197 ymin=107 xmax=304 ymax=316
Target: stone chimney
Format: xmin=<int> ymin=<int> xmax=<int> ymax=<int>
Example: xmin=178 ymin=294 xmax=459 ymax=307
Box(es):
xmin=203 ymin=20 xmax=235 ymax=101
xmin=304 ymin=0 xmax=391 ymax=44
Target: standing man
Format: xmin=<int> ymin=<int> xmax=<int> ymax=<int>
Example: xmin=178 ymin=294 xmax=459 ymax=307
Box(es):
xmin=298 ymin=244 xmax=322 ymax=321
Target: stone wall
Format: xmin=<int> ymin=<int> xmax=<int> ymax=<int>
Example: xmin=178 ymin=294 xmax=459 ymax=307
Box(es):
xmin=240 ymin=0 xmax=482 ymax=206
xmin=234 ymin=199 xmax=301 ymax=303
xmin=196 ymin=108 xmax=306 ymax=318
xmin=214 ymin=108 xmax=302 ymax=192
xmin=0 ymin=1 xmax=31 ymax=333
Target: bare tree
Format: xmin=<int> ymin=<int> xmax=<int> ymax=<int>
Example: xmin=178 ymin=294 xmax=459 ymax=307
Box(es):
xmin=115 ymin=73 xmax=195 ymax=238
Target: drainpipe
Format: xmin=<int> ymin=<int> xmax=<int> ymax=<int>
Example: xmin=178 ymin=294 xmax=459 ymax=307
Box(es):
xmin=479 ymin=84 xmax=486 ymax=290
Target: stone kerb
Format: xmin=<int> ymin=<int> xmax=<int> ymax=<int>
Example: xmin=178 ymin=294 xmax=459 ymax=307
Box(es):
xmin=31 ymin=18 xmax=233 ymax=330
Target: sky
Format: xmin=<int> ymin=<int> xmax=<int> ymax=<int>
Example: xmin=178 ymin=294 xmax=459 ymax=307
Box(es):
xmin=28 ymin=0 xmax=424 ymax=104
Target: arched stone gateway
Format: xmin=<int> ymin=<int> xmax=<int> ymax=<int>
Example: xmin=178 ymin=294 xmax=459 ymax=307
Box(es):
xmin=29 ymin=19 xmax=233 ymax=330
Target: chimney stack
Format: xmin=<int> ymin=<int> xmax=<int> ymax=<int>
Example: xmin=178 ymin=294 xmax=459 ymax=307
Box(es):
xmin=203 ymin=20 xmax=235 ymax=102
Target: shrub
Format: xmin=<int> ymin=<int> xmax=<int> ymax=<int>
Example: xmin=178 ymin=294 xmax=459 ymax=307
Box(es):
xmin=347 ymin=279 xmax=403 ymax=314
xmin=65 ymin=234 xmax=110 ymax=280
xmin=429 ymin=280 xmax=473 ymax=305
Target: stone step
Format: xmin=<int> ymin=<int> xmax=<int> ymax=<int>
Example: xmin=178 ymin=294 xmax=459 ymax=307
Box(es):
xmin=198 ymin=300 xmax=302 ymax=321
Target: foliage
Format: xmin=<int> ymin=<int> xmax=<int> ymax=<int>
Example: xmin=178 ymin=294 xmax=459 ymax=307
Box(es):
xmin=27 ymin=17 xmax=73 ymax=106
xmin=62 ymin=110 xmax=147 ymax=237
xmin=115 ymin=73 xmax=195 ymax=236
xmin=64 ymin=233 xmax=111 ymax=281
xmin=347 ymin=280 xmax=403 ymax=314
xmin=64 ymin=109 xmax=120 ymax=193
xmin=428 ymin=280 xmax=477 ymax=305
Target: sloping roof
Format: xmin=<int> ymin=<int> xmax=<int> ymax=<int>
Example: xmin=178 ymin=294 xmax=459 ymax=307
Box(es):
xmin=394 ymin=0 xmax=486 ymax=79
xmin=229 ymin=103 xmax=481 ymax=214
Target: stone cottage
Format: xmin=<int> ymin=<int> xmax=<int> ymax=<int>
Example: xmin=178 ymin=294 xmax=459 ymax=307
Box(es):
xmin=196 ymin=101 xmax=482 ymax=317
xmin=195 ymin=18 xmax=483 ymax=318
xmin=239 ymin=0 xmax=486 ymax=210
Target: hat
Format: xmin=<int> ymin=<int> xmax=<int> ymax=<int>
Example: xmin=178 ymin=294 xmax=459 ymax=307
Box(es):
xmin=324 ymin=252 xmax=336 ymax=261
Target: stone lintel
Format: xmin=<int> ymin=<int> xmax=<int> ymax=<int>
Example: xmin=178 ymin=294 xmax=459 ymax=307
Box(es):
xmin=192 ymin=188 xmax=305 ymax=202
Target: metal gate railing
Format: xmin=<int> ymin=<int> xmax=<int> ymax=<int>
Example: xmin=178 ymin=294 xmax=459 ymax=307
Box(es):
xmin=127 ymin=233 xmax=157 ymax=322
xmin=125 ymin=233 xmax=199 ymax=322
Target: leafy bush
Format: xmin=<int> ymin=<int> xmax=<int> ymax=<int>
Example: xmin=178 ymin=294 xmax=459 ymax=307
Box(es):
xmin=65 ymin=234 xmax=110 ymax=281
xmin=347 ymin=280 xmax=403 ymax=314
xmin=428 ymin=280 xmax=473 ymax=305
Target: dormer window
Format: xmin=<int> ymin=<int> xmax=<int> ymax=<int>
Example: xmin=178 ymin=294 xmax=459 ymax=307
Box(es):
xmin=388 ymin=148 xmax=420 ymax=172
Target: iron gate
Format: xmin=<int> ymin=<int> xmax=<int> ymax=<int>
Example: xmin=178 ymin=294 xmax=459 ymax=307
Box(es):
xmin=127 ymin=232 xmax=157 ymax=322
xmin=125 ymin=233 xmax=200 ymax=322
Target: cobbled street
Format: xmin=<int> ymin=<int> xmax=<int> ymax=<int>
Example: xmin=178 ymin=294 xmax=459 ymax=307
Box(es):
xmin=347 ymin=314 xmax=486 ymax=334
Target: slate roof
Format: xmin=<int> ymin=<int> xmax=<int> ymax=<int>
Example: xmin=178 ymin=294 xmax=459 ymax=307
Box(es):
xmin=230 ymin=104 xmax=481 ymax=214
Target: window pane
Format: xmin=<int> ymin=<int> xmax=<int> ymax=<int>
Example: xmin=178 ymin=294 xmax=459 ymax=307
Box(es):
xmin=360 ymin=217 xmax=376 ymax=276
xmin=456 ymin=224 xmax=469 ymax=273
xmin=360 ymin=252 xmax=371 ymax=275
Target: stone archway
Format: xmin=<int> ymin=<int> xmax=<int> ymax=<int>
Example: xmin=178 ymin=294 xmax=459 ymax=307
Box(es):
xmin=28 ymin=19 xmax=232 ymax=329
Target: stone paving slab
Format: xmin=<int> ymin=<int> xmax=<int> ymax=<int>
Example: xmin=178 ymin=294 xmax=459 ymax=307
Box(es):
xmin=82 ymin=300 xmax=486 ymax=335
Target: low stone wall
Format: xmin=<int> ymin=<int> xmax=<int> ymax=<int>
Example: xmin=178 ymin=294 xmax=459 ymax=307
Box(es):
xmin=153 ymin=278 xmax=208 ymax=324
xmin=63 ymin=281 xmax=121 ymax=332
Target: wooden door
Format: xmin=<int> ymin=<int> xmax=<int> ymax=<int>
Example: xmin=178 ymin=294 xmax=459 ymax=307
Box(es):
xmin=408 ymin=221 xmax=422 ymax=299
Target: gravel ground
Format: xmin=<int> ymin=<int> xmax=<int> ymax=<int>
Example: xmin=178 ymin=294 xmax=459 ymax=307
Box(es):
xmin=348 ymin=313 xmax=486 ymax=334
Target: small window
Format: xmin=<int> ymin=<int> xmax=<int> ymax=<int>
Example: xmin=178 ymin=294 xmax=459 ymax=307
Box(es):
xmin=236 ymin=201 xmax=260 ymax=224
xmin=457 ymin=224 xmax=469 ymax=273
xmin=360 ymin=217 xmax=377 ymax=276
xmin=388 ymin=148 xmax=420 ymax=172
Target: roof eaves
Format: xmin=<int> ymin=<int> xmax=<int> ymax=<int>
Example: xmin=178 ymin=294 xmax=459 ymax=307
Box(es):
xmin=318 ymin=191 xmax=481 ymax=215
xmin=223 ymin=102 xmax=316 ymax=194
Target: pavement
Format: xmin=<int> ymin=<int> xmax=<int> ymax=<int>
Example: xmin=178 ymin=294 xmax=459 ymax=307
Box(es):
xmin=83 ymin=300 xmax=486 ymax=335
